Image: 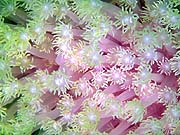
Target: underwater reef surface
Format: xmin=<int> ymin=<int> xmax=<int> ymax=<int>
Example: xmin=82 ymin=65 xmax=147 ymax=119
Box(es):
xmin=0 ymin=0 xmax=179 ymax=135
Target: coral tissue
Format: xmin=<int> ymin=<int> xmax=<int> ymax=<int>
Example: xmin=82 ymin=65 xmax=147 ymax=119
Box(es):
xmin=0 ymin=0 xmax=180 ymax=135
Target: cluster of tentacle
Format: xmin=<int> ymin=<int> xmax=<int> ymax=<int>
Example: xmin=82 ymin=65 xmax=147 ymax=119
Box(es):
xmin=0 ymin=0 xmax=179 ymax=135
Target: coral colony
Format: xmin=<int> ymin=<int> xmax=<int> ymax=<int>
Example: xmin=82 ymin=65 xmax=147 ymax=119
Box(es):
xmin=0 ymin=0 xmax=180 ymax=135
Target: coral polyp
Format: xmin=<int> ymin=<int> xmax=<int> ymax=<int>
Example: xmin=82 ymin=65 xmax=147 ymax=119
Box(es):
xmin=0 ymin=0 xmax=179 ymax=135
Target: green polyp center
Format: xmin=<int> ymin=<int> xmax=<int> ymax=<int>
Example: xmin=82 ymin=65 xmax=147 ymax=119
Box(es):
xmin=122 ymin=15 xmax=133 ymax=26
xmin=143 ymin=35 xmax=152 ymax=45
xmin=170 ymin=15 xmax=178 ymax=23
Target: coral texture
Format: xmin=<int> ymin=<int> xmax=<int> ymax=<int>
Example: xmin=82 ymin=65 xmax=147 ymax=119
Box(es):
xmin=0 ymin=0 xmax=179 ymax=135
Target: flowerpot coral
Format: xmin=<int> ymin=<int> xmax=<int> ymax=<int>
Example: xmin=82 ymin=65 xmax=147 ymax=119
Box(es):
xmin=0 ymin=0 xmax=179 ymax=135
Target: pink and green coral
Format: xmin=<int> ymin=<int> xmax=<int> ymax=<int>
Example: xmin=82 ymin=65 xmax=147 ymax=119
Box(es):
xmin=0 ymin=0 xmax=179 ymax=135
